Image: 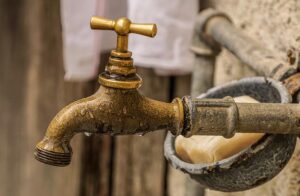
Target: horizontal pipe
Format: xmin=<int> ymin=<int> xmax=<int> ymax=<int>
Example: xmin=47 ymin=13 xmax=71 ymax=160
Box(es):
xmin=237 ymin=102 xmax=300 ymax=134
xmin=184 ymin=97 xmax=300 ymax=137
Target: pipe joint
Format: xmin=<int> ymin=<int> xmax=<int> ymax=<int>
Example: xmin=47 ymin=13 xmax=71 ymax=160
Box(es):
xmin=183 ymin=96 xmax=238 ymax=138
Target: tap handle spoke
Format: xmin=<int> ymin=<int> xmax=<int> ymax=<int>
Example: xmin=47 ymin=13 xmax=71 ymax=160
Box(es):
xmin=90 ymin=16 xmax=157 ymax=37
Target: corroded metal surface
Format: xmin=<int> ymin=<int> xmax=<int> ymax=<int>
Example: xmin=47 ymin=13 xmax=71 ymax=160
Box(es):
xmin=165 ymin=133 xmax=296 ymax=192
xmin=196 ymin=9 xmax=298 ymax=81
xmin=165 ymin=77 xmax=297 ymax=191
xmin=183 ymin=97 xmax=238 ymax=138
xmin=283 ymin=72 xmax=300 ymax=97
xmin=182 ymin=77 xmax=300 ymax=137
xmin=183 ymin=97 xmax=300 ymax=137
xmin=35 ymin=86 xmax=183 ymax=166
xmin=193 ymin=8 xmax=231 ymax=53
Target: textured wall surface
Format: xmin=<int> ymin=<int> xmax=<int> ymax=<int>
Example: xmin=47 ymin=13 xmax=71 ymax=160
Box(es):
xmin=207 ymin=0 xmax=300 ymax=195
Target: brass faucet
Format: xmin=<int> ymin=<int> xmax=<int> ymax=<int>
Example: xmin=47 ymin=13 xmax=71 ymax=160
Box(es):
xmin=34 ymin=17 xmax=184 ymax=166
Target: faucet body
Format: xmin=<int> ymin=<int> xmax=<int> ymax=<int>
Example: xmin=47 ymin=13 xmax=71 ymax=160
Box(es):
xmin=35 ymin=17 xmax=183 ymax=166
xmin=35 ymin=85 xmax=183 ymax=166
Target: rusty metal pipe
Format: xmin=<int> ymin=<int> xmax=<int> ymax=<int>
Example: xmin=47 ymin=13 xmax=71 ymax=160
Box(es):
xmin=236 ymin=102 xmax=300 ymax=134
xmin=196 ymin=9 xmax=298 ymax=81
xmin=183 ymin=97 xmax=300 ymax=137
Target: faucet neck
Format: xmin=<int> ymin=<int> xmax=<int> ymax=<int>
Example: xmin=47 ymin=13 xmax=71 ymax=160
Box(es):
xmin=116 ymin=35 xmax=129 ymax=52
xmin=98 ymin=49 xmax=142 ymax=89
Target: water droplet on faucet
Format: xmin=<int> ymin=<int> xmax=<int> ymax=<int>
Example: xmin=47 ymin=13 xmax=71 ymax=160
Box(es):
xmin=88 ymin=111 xmax=94 ymax=119
xmin=135 ymin=132 xmax=145 ymax=136
xmin=80 ymin=109 xmax=86 ymax=116
xmin=84 ymin=132 xmax=93 ymax=137
xmin=123 ymin=107 xmax=127 ymax=114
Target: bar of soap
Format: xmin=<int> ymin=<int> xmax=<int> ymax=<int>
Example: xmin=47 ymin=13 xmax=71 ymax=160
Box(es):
xmin=175 ymin=96 xmax=265 ymax=164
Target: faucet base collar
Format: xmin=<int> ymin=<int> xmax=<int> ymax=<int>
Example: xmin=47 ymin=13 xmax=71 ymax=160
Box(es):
xmin=98 ymin=72 xmax=142 ymax=89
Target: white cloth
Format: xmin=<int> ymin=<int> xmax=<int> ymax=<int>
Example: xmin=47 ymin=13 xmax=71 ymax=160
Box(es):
xmin=127 ymin=0 xmax=198 ymax=75
xmin=60 ymin=0 xmax=106 ymax=81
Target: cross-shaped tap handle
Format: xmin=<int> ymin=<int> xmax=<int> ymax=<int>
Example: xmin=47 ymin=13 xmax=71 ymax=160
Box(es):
xmin=90 ymin=17 xmax=157 ymax=52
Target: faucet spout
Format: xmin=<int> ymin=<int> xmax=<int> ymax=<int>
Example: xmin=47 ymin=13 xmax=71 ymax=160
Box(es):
xmin=34 ymin=94 xmax=99 ymax=166
xmin=35 ymin=86 xmax=183 ymax=166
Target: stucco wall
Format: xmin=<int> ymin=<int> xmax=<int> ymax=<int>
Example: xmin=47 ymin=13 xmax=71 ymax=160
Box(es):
xmin=207 ymin=0 xmax=300 ymax=195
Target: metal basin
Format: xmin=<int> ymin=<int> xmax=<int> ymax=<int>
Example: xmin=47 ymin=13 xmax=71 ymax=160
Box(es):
xmin=164 ymin=77 xmax=297 ymax=192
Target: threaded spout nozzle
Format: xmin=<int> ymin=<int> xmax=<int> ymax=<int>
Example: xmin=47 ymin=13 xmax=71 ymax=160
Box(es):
xmin=34 ymin=147 xmax=71 ymax=167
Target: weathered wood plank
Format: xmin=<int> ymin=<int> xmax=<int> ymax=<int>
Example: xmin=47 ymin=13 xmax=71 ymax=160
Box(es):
xmin=112 ymin=68 xmax=170 ymax=196
xmin=79 ymin=134 xmax=112 ymax=196
xmin=0 ymin=1 xmax=94 ymax=195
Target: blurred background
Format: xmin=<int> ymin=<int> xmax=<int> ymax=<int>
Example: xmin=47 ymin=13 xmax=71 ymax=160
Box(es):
xmin=1 ymin=0 xmax=300 ymax=196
